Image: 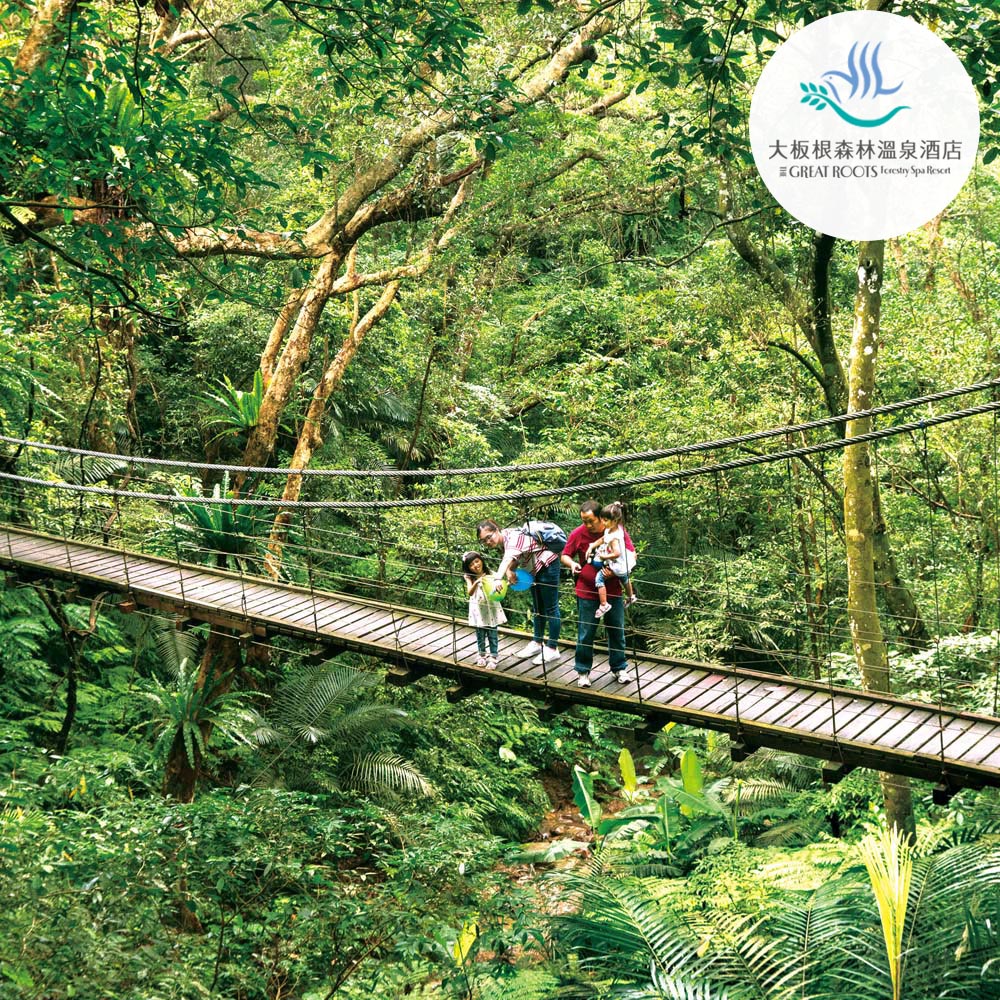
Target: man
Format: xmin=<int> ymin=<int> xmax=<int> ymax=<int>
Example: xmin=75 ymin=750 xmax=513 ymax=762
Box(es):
xmin=476 ymin=519 xmax=562 ymax=665
xmin=561 ymin=500 xmax=635 ymax=687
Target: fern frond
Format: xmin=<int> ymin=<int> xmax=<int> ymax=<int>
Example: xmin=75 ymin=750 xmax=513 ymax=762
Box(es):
xmin=342 ymin=751 xmax=433 ymax=796
xmin=327 ymin=703 xmax=410 ymax=743
xmin=153 ymin=621 xmax=202 ymax=678
xmin=272 ymin=663 xmax=378 ymax=734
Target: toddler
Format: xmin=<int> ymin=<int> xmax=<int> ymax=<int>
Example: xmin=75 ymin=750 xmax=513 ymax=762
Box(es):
xmin=585 ymin=501 xmax=637 ymax=619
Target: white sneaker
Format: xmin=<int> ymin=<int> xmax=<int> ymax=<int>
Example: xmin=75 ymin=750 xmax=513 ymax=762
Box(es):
xmin=532 ymin=646 xmax=562 ymax=665
xmin=576 ymin=673 xmax=592 ymax=688
xmin=485 ymin=656 xmax=497 ymax=670
xmin=520 ymin=640 xmax=543 ymax=657
xmin=475 ymin=654 xmax=487 ymax=667
xmin=614 ymin=667 xmax=633 ymax=683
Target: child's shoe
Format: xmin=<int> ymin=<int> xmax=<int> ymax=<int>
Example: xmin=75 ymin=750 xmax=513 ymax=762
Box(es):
xmin=485 ymin=655 xmax=497 ymax=670
xmin=626 ymin=593 xmax=638 ymax=607
xmin=594 ymin=602 xmax=612 ymax=620
xmin=475 ymin=654 xmax=487 ymax=667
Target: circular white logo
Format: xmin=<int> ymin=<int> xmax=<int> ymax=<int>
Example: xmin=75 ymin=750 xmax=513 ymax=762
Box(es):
xmin=749 ymin=11 xmax=980 ymax=240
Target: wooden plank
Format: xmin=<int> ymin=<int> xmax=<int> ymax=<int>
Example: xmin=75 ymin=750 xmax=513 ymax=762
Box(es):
xmin=140 ymin=568 xmax=222 ymax=596
xmin=697 ymin=678 xmax=772 ymax=719
xmin=887 ymin=713 xmax=953 ymax=755
xmin=382 ymin=618 xmax=447 ymax=651
xmin=5 ymin=537 xmax=69 ymax=562
xmin=399 ymin=622 xmax=471 ymax=662
xmin=632 ymin=661 xmax=671 ymax=697
xmin=125 ymin=563 xmax=211 ymax=591
xmin=366 ymin=611 xmax=432 ymax=643
xmin=875 ymin=709 xmax=938 ymax=752
xmin=276 ymin=596 xmax=329 ymax=629
xmin=638 ymin=665 xmax=706 ymax=704
xmin=361 ymin=614 xmax=427 ymax=647
xmin=734 ymin=682 xmax=810 ymax=725
xmin=749 ymin=685 xmax=816 ymax=726
xmin=916 ymin=721 xmax=998 ymax=762
xmin=199 ymin=586 xmax=266 ymax=618
xmin=929 ymin=713 xmax=997 ymax=754
xmin=344 ymin=610 xmax=405 ymax=644
xmin=245 ymin=590 xmax=319 ymax=622
xmin=396 ymin=623 xmax=463 ymax=659
xmin=313 ymin=600 xmax=379 ymax=631
xmin=976 ymin=742 xmax=1000 ymax=770
xmin=960 ymin=729 xmax=1000 ymax=766
xmin=535 ymin=661 xmax=581 ymax=688
xmin=837 ymin=704 xmax=918 ymax=746
xmin=663 ymin=671 xmax=730 ymax=709
xmin=321 ymin=603 xmax=390 ymax=634
xmin=679 ymin=677 xmax=743 ymax=715
xmin=759 ymin=689 xmax=831 ymax=732
xmin=51 ymin=547 xmax=123 ymax=574
xmin=39 ymin=552 xmax=121 ymax=575
xmin=503 ymin=652 xmax=574 ymax=684
xmin=824 ymin=696 xmax=879 ymax=740
xmin=308 ymin=596 xmax=357 ymax=622
xmin=789 ymin=694 xmax=866 ymax=740
xmin=750 ymin=683 xmax=826 ymax=725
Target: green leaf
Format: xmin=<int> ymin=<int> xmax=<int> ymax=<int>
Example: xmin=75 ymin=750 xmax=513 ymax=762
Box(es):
xmin=619 ymin=747 xmax=637 ymax=796
xmin=572 ymin=764 xmax=602 ymax=830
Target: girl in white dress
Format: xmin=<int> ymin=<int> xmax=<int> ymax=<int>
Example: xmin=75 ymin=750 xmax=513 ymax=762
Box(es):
xmin=462 ymin=550 xmax=507 ymax=669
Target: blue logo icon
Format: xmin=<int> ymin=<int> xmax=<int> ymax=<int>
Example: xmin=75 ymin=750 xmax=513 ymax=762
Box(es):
xmin=800 ymin=41 xmax=910 ymax=127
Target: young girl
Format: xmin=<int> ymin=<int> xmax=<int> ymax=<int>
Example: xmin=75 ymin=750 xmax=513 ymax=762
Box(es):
xmin=462 ymin=550 xmax=507 ymax=669
xmin=585 ymin=501 xmax=637 ymax=619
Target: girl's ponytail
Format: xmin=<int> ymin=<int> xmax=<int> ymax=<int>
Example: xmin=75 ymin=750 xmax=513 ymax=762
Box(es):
xmin=601 ymin=500 xmax=625 ymax=523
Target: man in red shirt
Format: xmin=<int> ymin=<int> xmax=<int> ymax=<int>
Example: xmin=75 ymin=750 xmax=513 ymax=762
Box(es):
xmin=561 ymin=500 xmax=635 ymax=688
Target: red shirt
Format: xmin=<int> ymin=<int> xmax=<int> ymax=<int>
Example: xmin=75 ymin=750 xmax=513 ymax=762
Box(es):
xmin=562 ymin=524 xmax=635 ymax=601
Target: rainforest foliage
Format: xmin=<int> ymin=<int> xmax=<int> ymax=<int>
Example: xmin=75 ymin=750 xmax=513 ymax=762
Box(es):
xmin=2 ymin=0 xmax=1000 ymax=997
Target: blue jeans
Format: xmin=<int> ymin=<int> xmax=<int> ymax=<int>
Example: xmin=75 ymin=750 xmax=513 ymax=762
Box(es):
xmin=592 ymin=558 xmax=629 ymax=590
xmin=575 ymin=596 xmax=626 ymax=675
xmin=476 ymin=626 xmax=498 ymax=656
xmin=530 ymin=560 xmax=562 ymax=648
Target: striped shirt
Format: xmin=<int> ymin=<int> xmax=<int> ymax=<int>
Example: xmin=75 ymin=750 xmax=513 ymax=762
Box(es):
xmin=498 ymin=527 xmax=557 ymax=577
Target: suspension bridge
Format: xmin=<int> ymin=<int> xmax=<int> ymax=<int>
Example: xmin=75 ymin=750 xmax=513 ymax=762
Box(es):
xmin=3 ymin=380 xmax=1000 ymax=797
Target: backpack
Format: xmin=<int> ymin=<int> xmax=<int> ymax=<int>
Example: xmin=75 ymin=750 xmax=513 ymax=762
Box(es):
xmin=521 ymin=519 xmax=568 ymax=554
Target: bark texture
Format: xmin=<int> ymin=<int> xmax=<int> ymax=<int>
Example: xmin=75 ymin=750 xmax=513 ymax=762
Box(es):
xmin=843 ymin=241 xmax=915 ymax=841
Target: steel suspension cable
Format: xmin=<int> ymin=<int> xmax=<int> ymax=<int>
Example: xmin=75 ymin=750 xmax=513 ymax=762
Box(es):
xmin=3 ymin=399 xmax=998 ymax=510
xmin=3 ymin=378 xmax=1000 ymax=479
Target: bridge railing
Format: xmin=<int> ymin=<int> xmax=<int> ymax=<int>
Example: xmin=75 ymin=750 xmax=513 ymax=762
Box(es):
xmin=2 ymin=382 xmax=1000 ymax=719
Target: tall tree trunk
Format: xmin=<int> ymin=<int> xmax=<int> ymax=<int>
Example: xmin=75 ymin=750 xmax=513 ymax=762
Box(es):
xmin=264 ymin=280 xmax=401 ymax=577
xmin=728 ymin=206 xmax=928 ymax=648
xmin=843 ymin=240 xmax=915 ymax=841
xmin=789 ymin=451 xmax=825 ymax=679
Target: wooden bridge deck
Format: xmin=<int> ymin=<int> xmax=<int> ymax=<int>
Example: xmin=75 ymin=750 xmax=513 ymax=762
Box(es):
xmin=3 ymin=526 xmax=1000 ymax=793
